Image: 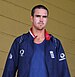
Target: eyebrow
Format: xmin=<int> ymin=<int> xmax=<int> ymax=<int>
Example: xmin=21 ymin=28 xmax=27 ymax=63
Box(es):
xmin=35 ymin=15 xmax=47 ymax=18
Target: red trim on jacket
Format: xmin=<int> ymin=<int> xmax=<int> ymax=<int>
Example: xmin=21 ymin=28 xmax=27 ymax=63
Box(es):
xmin=29 ymin=28 xmax=51 ymax=41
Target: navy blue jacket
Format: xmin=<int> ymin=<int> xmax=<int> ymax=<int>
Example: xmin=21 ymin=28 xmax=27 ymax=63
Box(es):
xmin=2 ymin=32 xmax=70 ymax=77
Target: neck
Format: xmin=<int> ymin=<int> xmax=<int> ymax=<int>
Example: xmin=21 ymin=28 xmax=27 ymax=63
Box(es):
xmin=32 ymin=27 xmax=45 ymax=38
xmin=32 ymin=27 xmax=45 ymax=44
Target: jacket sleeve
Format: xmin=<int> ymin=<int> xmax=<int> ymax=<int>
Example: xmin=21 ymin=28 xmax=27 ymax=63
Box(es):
xmin=2 ymin=38 xmax=19 ymax=77
xmin=57 ymin=39 xmax=71 ymax=77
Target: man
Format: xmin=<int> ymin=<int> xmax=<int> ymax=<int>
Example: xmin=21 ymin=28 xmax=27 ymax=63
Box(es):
xmin=2 ymin=5 xmax=70 ymax=77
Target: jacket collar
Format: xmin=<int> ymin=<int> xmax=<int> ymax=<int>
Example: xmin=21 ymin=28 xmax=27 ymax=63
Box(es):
xmin=29 ymin=28 xmax=51 ymax=41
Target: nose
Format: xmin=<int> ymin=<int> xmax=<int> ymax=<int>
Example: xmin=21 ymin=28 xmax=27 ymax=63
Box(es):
xmin=40 ymin=16 xmax=43 ymax=22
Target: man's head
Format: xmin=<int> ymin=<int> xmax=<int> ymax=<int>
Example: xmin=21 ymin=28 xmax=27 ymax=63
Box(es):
xmin=30 ymin=5 xmax=49 ymax=31
xmin=31 ymin=5 xmax=49 ymax=17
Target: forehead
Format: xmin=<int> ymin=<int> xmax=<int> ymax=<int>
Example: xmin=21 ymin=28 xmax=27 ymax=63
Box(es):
xmin=34 ymin=8 xmax=47 ymax=15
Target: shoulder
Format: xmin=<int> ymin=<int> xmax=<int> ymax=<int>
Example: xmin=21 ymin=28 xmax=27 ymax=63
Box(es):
xmin=50 ymin=34 xmax=60 ymax=42
xmin=13 ymin=33 xmax=29 ymax=44
xmin=49 ymin=34 xmax=62 ymax=47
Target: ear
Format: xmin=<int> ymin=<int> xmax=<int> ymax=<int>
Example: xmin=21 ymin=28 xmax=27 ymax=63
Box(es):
xmin=30 ymin=16 xmax=33 ymax=22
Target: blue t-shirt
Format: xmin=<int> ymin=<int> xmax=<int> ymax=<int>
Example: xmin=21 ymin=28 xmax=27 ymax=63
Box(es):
xmin=29 ymin=40 xmax=48 ymax=77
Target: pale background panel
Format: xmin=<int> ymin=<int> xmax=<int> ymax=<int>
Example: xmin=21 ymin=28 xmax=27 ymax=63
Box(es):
xmin=0 ymin=70 xmax=3 ymax=77
xmin=0 ymin=51 xmax=8 ymax=70
xmin=0 ymin=0 xmax=75 ymax=77
xmin=0 ymin=16 xmax=30 ymax=37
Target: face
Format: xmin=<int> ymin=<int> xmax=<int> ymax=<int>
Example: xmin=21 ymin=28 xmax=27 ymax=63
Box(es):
xmin=31 ymin=8 xmax=48 ymax=30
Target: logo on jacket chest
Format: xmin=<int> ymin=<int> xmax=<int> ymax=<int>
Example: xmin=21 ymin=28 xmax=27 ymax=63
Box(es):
xmin=49 ymin=51 xmax=55 ymax=58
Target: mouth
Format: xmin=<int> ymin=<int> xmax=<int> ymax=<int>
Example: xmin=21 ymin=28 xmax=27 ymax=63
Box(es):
xmin=38 ymin=22 xmax=44 ymax=25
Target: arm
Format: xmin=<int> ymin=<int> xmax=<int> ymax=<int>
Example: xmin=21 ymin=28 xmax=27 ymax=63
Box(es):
xmin=2 ymin=38 xmax=19 ymax=77
xmin=57 ymin=40 xmax=71 ymax=77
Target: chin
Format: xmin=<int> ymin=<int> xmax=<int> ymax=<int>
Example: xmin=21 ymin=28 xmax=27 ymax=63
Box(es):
xmin=38 ymin=27 xmax=45 ymax=30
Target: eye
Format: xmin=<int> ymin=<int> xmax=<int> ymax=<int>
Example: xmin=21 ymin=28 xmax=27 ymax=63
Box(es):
xmin=35 ymin=15 xmax=47 ymax=18
xmin=35 ymin=15 xmax=41 ymax=17
xmin=43 ymin=16 xmax=47 ymax=18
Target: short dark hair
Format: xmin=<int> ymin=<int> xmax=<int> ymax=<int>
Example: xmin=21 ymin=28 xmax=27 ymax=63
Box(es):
xmin=31 ymin=5 xmax=49 ymax=16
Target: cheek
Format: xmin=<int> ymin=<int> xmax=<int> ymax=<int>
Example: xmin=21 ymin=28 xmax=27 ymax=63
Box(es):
xmin=34 ymin=18 xmax=39 ymax=24
xmin=44 ymin=19 xmax=48 ymax=24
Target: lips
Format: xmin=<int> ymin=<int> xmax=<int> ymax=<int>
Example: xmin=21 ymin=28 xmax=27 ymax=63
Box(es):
xmin=38 ymin=22 xmax=44 ymax=24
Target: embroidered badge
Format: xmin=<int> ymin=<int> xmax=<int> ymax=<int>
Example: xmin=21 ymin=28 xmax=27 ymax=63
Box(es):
xmin=50 ymin=51 xmax=55 ymax=58
xmin=59 ymin=53 xmax=66 ymax=61
xmin=9 ymin=53 xmax=13 ymax=59
xmin=20 ymin=49 xmax=25 ymax=56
